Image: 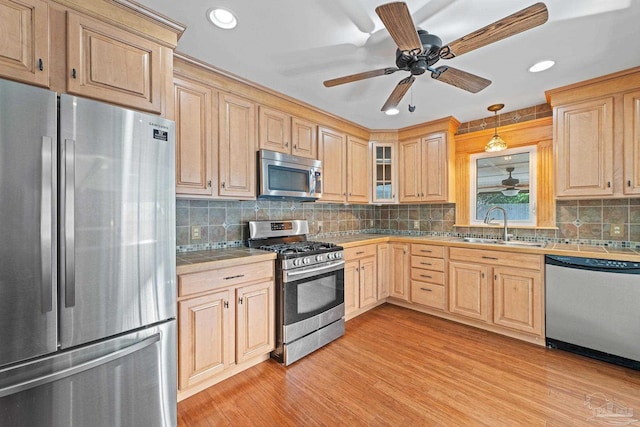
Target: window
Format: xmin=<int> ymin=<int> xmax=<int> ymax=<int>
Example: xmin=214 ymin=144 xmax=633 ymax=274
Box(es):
xmin=469 ymin=146 xmax=537 ymax=226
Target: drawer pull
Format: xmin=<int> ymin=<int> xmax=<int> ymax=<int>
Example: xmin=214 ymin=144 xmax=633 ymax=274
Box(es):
xmin=356 ymin=251 xmax=365 ymax=255
xmin=420 ymin=274 xmax=433 ymax=279
xmin=420 ymin=249 xmax=432 ymax=253
xmin=223 ymin=274 xmax=244 ymax=280
xmin=420 ymin=287 xmax=433 ymax=292
xmin=482 ymin=256 xmax=498 ymax=260
xmin=420 ymin=262 xmax=432 ymax=266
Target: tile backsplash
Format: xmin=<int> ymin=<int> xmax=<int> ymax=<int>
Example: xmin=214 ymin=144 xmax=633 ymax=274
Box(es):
xmin=176 ymin=198 xmax=640 ymax=252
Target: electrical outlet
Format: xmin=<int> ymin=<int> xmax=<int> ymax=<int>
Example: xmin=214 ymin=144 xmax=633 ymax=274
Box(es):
xmin=191 ymin=225 xmax=201 ymax=240
xmin=610 ymin=223 xmax=624 ymax=237
xmin=370 ymin=219 xmax=374 ymax=227
xmin=413 ymin=220 xmax=420 ymax=230
xmin=317 ymin=221 xmax=323 ymax=232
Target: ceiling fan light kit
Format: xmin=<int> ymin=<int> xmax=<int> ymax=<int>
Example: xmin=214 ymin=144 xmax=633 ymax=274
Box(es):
xmin=485 ymin=103 xmax=507 ymax=152
xmin=501 ymin=167 xmax=521 ymax=196
xmin=323 ymin=1 xmax=548 ymax=114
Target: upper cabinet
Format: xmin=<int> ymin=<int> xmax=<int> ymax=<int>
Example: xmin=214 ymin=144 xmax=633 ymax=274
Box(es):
xmin=219 ymin=92 xmax=257 ymax=199
xmin=318 ymin=126 xmax=346 ymax=202
xmin=623 ymin=90 xmax=640 ymax=195
xmin=546 ymin=66 xmax=640 ymax=198
xmin=398 ymin=117 xmax=459 ymax=203
xmin=0 ymin=0 xmax=184 ymax=115
xmin=258 ymin=106 xmax=318 ymax=159
xmin=347 ymin=135 xmax=369 ymax=203
xmin=66 ymin=12 xmax=163 ymax=113
xmin=0 ymin=0 xmax=49 ymax=87
xmin=371 ymin=142 xmax=396 ymax=204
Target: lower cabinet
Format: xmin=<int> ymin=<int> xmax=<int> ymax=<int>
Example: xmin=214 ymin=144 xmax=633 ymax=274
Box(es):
xmin=410 ymin=244 xmax=446 ymax=311
xmin=389 ymin=243 xmax=410 ymax=301
xmin=448 ymin=247 xmax=543 ymax=339
xmin=344 ymin=244 xmax=378 ymax=318
xmin=177 ymin=259 xmax=275 ymax=400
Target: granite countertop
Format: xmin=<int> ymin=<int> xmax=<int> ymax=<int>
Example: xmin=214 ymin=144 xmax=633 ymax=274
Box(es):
xmin=176 ymin=247 xmax=276 ymax=275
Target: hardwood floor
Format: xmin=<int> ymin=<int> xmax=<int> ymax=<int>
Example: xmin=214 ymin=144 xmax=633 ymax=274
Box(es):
xmin=178 ymin=304 xmax=640 ymax=426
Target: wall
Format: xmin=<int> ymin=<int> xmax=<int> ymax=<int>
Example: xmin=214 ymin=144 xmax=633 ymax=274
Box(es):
xmin=176 ymin=198 xmax=640 ymax=251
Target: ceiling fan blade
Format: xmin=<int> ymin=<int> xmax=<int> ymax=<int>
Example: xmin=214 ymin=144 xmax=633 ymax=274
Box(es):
xmin=443 ymin=2 xmax=548 ymax=58
xmin=323 ymin=68 xmax=399 ymax=87
xmin=432 ymin=66 xmax=491 ymax=93
xmin=375 ymin=2 xmax=422 ymax=53
xmin=381 ymin=76 xmax=415 ymax=112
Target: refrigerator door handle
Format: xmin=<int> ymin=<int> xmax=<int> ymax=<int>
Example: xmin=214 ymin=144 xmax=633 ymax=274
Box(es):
xmin=63 ymin=139 xmax=76 ymax=307
xmin=40 ymin=136 xmax=54 ymax=313
xmin=0 ymin=333 xmax=160 ymax=398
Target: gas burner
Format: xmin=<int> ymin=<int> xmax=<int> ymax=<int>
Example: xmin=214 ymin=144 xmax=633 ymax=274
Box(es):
xmin=258 ymin=241 xmax=339 ymax=256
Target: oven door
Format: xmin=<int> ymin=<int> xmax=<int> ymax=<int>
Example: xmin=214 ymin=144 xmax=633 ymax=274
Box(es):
xmin=282 ymin=260 xmax=344 ymax=326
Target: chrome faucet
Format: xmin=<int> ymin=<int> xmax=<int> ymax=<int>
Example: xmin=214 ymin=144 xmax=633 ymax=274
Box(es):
xmin=484 ymin=206 xmax=510 ymax=241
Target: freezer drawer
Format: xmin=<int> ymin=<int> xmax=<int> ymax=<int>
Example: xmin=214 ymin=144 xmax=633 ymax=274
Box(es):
xmin=0 ymin=321 xmax=176 ymax=427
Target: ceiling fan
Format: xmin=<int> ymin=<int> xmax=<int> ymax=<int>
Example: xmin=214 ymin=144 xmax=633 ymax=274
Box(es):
xmin=323 ymin=2 xmax=549 ymax=112
xmin=500 ymin=167 xmax=526 ymax=196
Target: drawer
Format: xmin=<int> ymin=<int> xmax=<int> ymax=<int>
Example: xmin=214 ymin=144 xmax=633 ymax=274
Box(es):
xmin=411 ymin=255 xmax=445 ymax=272
xmin=411 ymin=281 xmax=445 ymax=310
xmin=411 ymin=268 xmax=444 ymax=285
xmin=411 ymin=244 xmax=444 ymax=258
xmin=449 ymin=247 xmax=541 ymax=271
xmin=179 ymin=260 xmax=274 ymax=297
xmin=344 ymin=244 xmax=377 ymax=260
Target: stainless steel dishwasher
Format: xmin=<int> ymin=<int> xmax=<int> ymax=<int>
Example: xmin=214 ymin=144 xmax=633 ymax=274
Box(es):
xmin=545 ymin=255 xmax=640 ymax=370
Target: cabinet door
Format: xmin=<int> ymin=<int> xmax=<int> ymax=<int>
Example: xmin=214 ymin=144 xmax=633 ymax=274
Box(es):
xmin=389 ymin=244 xmax=410 ymax=301
xmin=258 ymin=106 xmax=290 ymax=153
xmin=624 ymin=90 xmax=640 ymax=195
xmin=236 ymin=281 xmax=275 ymax=363
xmin=493 ymin=267 xmax=542 ymax=336
xmin=291 ymin=116 xmax=317 ymax=159
xmin=555 ymin=97 xmax=614 ymax=197
xmin=398 ymin=139 xmax=422 ymax=203
xmin=421 ymin=132 xmax=448 ymax=202
xmin=347 ymin=135 xmax=369 ymax=203
xmin=0 ymin=0 xmax=48 ymax=86
xmin=174 ymin=76 xmax=214 ymax=196
xmin=318 ymin=126 xmax=346 ymax=202
xmin=372 ymin=143 xmax=396 ymax=204
xmin=219 ymin=92 xmax=256 ymax=199
xmin=376 ymin=244 xmax=390 ymax=300
xmin=66 ymin=12 xmax=162 ymax=113
xmin=359 ymin=255 xmax=377 ymax=308
xmin=448 ymin=261 xmax=489 ymax=322
xmin=178 ymin=290 xmax=232 ymax=390
xmin=344 ymin=259 xmax=360 ymax=316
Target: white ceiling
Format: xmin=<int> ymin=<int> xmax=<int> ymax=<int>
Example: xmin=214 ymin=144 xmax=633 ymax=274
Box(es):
xmin=138 ymin=0 xmax=640 ymax=129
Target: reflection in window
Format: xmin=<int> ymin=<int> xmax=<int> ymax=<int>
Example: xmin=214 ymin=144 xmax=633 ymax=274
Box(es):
xmin=470 ymin=146 xmax=537 ymax=226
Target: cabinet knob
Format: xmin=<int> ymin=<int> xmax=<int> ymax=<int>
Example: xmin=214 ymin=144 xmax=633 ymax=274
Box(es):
xmin=294 ymin=144 xmax=298 ymax=149
xmin=285 ymin=142 xmax=289 ymax=148
xmin=481 ymin=272 xmax=485 ymax=279
xmin=343 ymin=192 xmax=347 ymax=196
xmin=223 ymin=301 xmax=229 ymax=309
xmin=71 ymin=68 xmax=77 ymax=79
xmin=207 ymin=180 xmax=212 ymax=188
xmin=607 ymin=181 xmax=611 ymax=188
xmin=238 ymin=297 xmax=243 ymax=305
xmin=38 ymin=58 xmax=43 ymax=71
xmin=628 ymin=180 xmax=632 ymax=187
xmin=221 ymin=181 xmax=226 ymax=189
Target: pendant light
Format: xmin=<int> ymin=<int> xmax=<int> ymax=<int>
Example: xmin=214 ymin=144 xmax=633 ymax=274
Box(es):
xmin=484 ymin=103 xmax=507 ymax=152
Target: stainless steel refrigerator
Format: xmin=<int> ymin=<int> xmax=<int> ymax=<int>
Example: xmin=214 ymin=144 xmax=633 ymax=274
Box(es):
xmin=0 ymin=78 xmax=177 ymax=426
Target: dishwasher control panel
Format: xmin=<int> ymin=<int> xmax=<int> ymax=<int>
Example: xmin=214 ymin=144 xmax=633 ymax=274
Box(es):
xmin=546 ymin=255 xmax=640 ymax=271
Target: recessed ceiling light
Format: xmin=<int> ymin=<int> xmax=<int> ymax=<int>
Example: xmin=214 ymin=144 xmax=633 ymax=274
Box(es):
xmin=528 ymin=60 xmax=555 ymax=73
xmin=384 ymin=108 xmax=400 ymax=116
xmin=207 ymin=8 xmax=237 ymax=29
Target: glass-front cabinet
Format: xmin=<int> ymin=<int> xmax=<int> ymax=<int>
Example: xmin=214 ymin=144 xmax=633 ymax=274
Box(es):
xmin=372 ymin=142 xmax=396 ymax=203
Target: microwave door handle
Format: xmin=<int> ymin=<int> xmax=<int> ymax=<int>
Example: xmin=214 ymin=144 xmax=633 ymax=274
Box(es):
xmin=309 ymin=170 xmax=315 ymax=195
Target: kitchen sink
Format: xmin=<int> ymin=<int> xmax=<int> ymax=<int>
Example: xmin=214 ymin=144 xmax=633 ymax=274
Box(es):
xmin=460 ymin=237 xmax=546 ymax=248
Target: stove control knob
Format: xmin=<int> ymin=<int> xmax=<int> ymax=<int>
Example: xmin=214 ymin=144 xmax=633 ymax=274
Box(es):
xmin=303 ymin=257 xmax=311 ymax=265
xmin=327 ymin=253 xmax=334 ymax=260
xmin=335 ymin=252 xmax=342 ymax=259
xmin=316 ymin=255 xmax=324 ymax=262
xmin=292 ymin=259 xmax=301 ymax=267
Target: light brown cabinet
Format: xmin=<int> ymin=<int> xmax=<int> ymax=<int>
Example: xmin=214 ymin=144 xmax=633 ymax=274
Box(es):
xmin=448 ymin=247 xmax=543 ymax=338
xmin=347 ymin=135 xmax=369 ymax=203
xmin=344 ymin=244 xmax=378 ymax=318
xmin=398 ymin=131 xmax=453 ymax=203
xmin=0 ymin=0 xmax=49 ymax=87
xmin=318 ymin=126 xmax=346 ymax=202
xmin=258 ymin=106 xmax=317 ymax=159
xmin=376 ymin=243 xmax=390 ymax=300
xmin=371 ymin=143 xmax=396 ymax=204
xmin=173 ymin=75 xmax=215 ymax=196
xmin=554 ymin=97 xmax=614 ymax=197
xmin=66 ymin=11 xmax=164 ymax=113
xmin=410 ymin=244 xmax=446 ymax=311
xmin=177 ymin=259 xmax=274 ymax=400
xmin=219 ymin=92 xmax=257 ymax=199
xmin=623 ymin=90 xmax=640 ymax=195
xmin=389 ymin=243 xmax=410 ymax=301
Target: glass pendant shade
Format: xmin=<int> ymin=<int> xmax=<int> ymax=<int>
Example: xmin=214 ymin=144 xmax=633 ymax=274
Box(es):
xmin=485 ymin=134 xmax=507 ymax=152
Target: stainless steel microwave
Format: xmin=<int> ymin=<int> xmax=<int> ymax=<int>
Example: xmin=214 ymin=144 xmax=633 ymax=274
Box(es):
xmin=258 ymin=149 xmax=322 ymax=200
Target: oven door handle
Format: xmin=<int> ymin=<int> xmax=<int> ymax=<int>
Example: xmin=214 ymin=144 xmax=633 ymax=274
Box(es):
xmin=284 ymin=260 xmax=345 ymax=280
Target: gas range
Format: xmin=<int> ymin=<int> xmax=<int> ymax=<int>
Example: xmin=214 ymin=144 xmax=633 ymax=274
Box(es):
xmin=248 ymin=220 xmax=344 ymax=270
